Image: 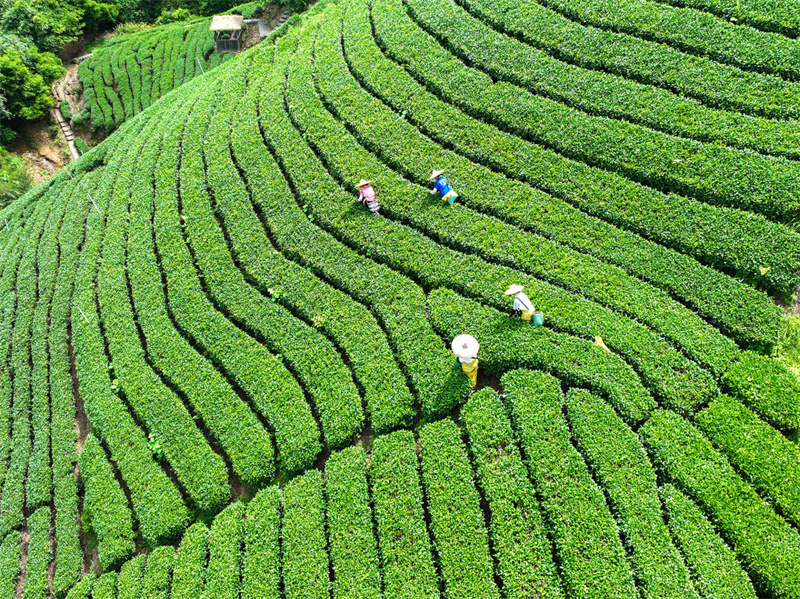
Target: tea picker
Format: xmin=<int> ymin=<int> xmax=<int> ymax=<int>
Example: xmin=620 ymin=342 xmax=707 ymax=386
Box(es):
xmin=505 ymin=284 xmax=544 ymax=325
xmin=357 ymin=179 xmax=380 ymax=214
xmin=428 ymin=170 xmax=459 ymax=205
xmin=452 ymin=334 xmax=479 ymax=388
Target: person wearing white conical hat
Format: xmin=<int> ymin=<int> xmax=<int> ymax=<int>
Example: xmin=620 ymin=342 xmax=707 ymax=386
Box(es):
xmin=356 ymin=179 xmax=380 ymax=214
xmin=504 ymin=284 xmax=535 ymax=322
xmin=451 ymin=334 xmax=479 ymax=387
xmin=428 ymin=169 xmax=459 ymax=205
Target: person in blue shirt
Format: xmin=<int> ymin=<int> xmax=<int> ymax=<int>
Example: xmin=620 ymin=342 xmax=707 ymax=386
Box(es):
xmin=428 ymin=169 xmax=459 ymax=205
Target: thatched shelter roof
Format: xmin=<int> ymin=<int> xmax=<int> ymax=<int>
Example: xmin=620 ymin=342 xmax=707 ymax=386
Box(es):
xmin=209 ymin=15 xmax=244 ymax=31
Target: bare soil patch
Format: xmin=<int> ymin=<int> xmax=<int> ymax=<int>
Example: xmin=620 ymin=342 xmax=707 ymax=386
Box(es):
xmin=8 ymin=119 xmax=69 ymax=185
xmin=774 ymin=284 xmax=800 ymax=317
xmin=14 ymin=527 xmax=29 ymax=599
xmin=53 ymin=64 xmax=85 ymax=118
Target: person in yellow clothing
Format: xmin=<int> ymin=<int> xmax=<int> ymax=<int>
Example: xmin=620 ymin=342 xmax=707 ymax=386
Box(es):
xmin=452 ymin=334 xmax=479 ymax=388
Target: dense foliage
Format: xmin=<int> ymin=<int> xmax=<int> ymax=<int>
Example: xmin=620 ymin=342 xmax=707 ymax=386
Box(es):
xmin=0 ymin=147 xmax=31 ymax=208
xmin=0 ymin=0 xmax=799 ymax=596
xmin=0 ymin=34 xmax=64 ymax=141
xmin=0 ymin=0 xmax=262 ymax=144
xmin=76 ymin=0 xmax=283 ymax=131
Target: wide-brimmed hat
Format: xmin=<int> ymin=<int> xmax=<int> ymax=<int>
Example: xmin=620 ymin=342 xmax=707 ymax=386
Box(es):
xmin=428 ymin=169 xmax=444 ymax=181
xmin=504 ymin=284 xmax=525 ymax=296
xmin=451 ymin=334 xmax=479 ymax=358
xmin=356 ymin=179 xmax=373 ymax=188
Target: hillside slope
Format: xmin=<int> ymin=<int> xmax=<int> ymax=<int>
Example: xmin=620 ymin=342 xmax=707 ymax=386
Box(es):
xmin=76 ymin=1 xmax=270 ymax=132
xmin=2 ymin=0 xmax=800 ymax=597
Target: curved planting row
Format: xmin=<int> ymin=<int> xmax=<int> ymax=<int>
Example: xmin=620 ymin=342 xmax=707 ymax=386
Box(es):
xmin=530 ymin=0 xmax=800 ymax=80
xmin=648 ymin=0 xmax=800 ymax=38
xmin=65 ymin=365 xmax=800 ymax=599
xmin=0 ymin=0 xmax=798 ymax=596
xmin=78 ymin=16 xmax=235 ymax=131
xmin=455 ymin=0 xmax=800 ymax=117
xmin=409 ymin=0 xmax=800 ymax=163
xmin=378 ymin=0 xmax=800 ymax=227
xmin=348 ymin=0 xmax=800 ymax=299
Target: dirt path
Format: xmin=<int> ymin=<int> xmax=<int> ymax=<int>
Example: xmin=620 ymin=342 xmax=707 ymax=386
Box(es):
xmin=51 ymin=65 xmax=82 ymax=161
xmin=52 ymin=64 xmax=85 ymax=118
xmin=51 ymin=109 xmax=79 ymax=161
xmin=14 ymin=527 xmax=29 ymax=599
xmin=8 ymin=125 xmax=67 ymax=186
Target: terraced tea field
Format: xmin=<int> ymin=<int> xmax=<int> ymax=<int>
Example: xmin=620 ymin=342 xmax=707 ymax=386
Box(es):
xmin=2 ymin=0 xmax=800 ymax=596
xmin=77 ymin=4 xmax=263 ymax=132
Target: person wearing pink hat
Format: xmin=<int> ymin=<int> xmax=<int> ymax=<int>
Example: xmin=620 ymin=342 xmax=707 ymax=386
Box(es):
xmin=357 ymin=179 xmax=380 ymax=214
xmin=451 ymin=334 xmax=479 ymax=387
xmin=428 ymin=169 xmax=458 ymax=205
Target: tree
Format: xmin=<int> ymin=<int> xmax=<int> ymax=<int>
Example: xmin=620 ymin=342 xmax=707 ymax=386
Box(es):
xmin=0 ymin=36 xmax=64 ymax=122
xmin=115 ymin=0 xmax=164 ymax=24
xmin=0 ymin=146 xmax=32 ymax=209
xmin=155 ymin=7 xmax=193 ymax=25
xmin=198 ymin=0 xmax=236 ymax=15
xmin=0 ymin=93 xmax=15 ymax=144
xmin=0 ymin=0 xmax=83 ymax=53
xmin=1 ymin=0 xmax=124 ymax=51
xmin=161 ymin=0 xmax=261 ymax=17
xmin=83 ymin=0 xmax=119 ymax=29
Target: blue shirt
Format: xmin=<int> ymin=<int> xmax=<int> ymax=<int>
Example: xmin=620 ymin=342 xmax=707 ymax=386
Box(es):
xmin=433 ymin=176 xmax=453 ymax=196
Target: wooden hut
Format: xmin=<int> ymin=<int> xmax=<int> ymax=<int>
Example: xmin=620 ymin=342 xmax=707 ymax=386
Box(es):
xmin=210 ymin=15 xmax=244 ymax=53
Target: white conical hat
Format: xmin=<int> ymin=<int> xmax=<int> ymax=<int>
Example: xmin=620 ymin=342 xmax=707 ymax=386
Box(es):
xmin=451 ymin=334 xmax=479 ymax=358
xmin=428 ymin=169 xmax=444 ymax=181
xmin=504 ymin=284 xmax=524 ymax=296
xmin=356 ymin=179 xmax=373 ymax=187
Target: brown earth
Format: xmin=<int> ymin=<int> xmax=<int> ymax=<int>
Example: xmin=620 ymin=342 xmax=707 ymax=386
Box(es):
xmin=8 ymin=118 xmax=69 ymax=185
xmin=52 ymin=63 xmax=85 ymax=119
xmin=774 ymin=284 xmax=800 ymax=317
xmin=14 ymin=527 xmax=29 ymax=599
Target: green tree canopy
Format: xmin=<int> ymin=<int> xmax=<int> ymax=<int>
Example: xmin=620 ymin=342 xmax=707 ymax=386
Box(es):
xmin=0 ymin=146 xmax=31 ymax=209
xmin=0 ymin=35 xmax=64 ymax=121
xmin=1 ymin=0 xmax=121 ymax=52
xmin=1 ymin=0 xmax=83 ymax=52
xmin=83 ymin=0 xmax=120 ymax=28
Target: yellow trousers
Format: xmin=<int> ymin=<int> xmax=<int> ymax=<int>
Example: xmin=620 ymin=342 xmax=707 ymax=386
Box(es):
xmin=461 ymin=359 xmax=478 ymax=387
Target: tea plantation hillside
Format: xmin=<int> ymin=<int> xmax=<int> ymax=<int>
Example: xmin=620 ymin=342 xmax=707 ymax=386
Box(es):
xmin=2 ymin=0 xmax=800 ymax=596
xmin=76 ymin=1 xmax=267 ymax=132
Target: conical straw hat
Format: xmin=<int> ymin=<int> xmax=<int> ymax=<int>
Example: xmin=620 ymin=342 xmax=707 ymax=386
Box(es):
xmin=451 ymin=334 xmax=479 ymax=358
xmin=504 ymin=284 xmax=524 ymax=296
xmin=356 ymin=179 xmax=372 ymax=188
xmin=428 ymin=169 xmax=444 ymax=181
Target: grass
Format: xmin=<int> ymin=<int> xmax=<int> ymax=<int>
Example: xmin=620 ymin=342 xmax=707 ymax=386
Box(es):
xmin=776 ymin=314 xmax=800 ymax=376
